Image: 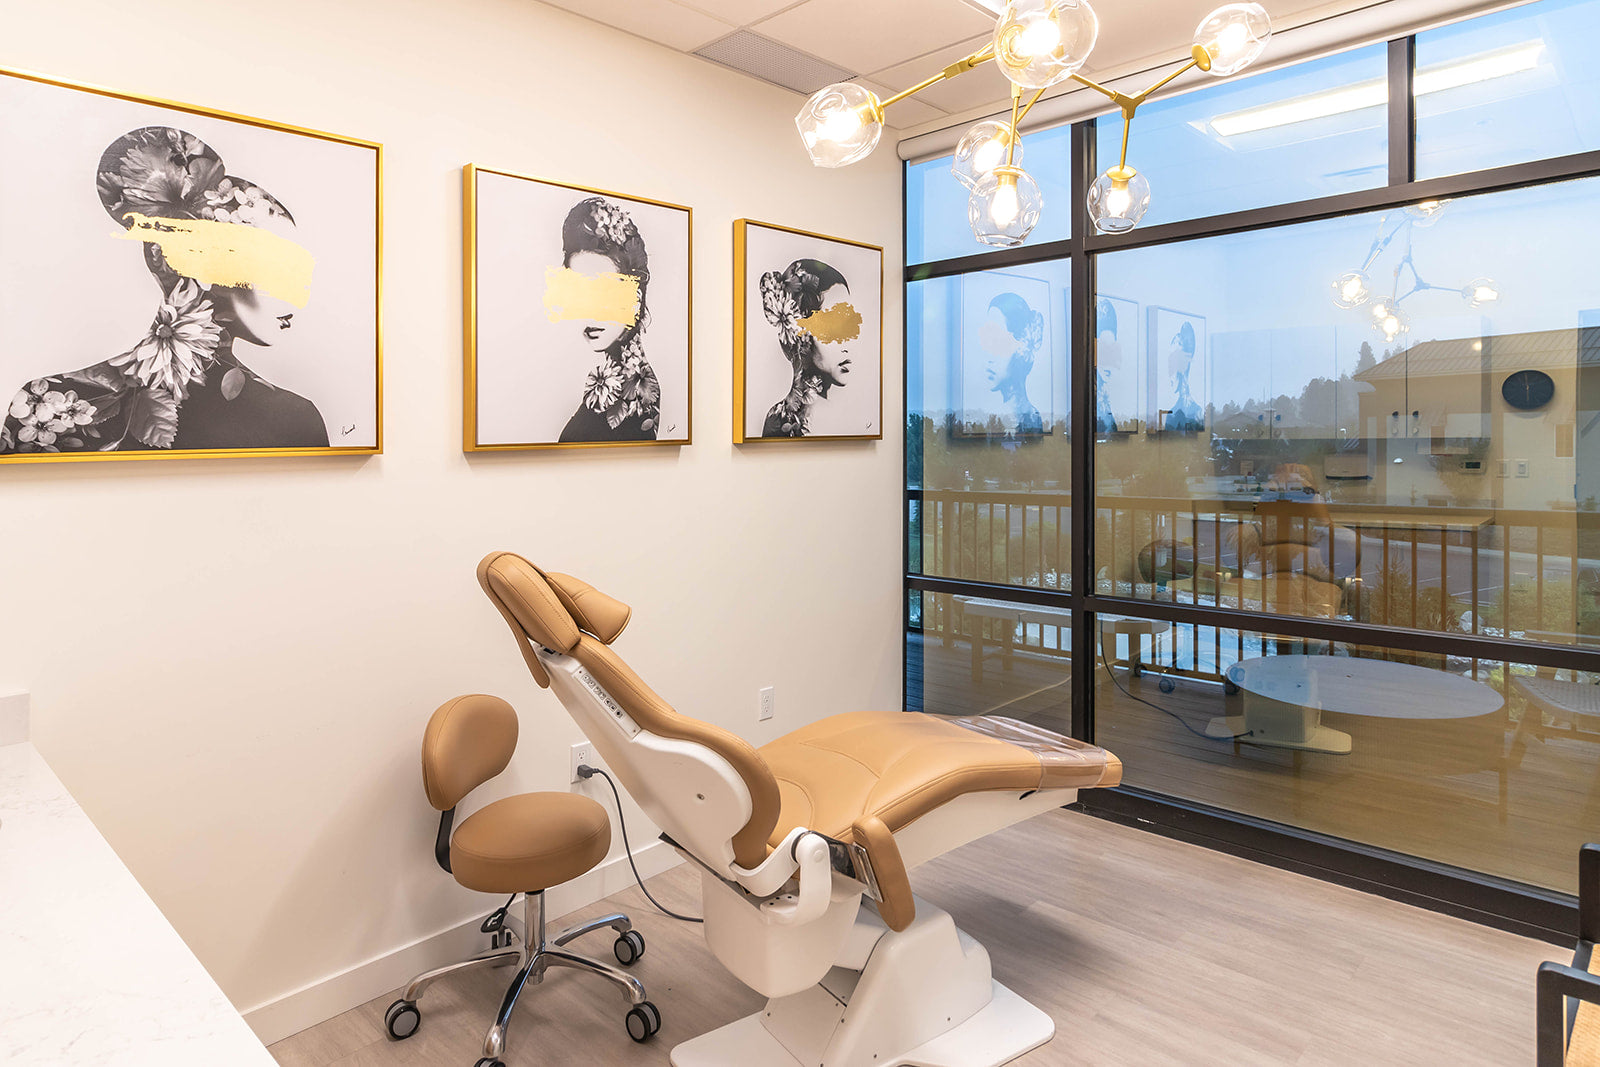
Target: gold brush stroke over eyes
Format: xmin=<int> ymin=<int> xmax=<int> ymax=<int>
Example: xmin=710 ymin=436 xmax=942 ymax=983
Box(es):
xmin=543 ymin=267 xmax=640 ymax=326
xmin=798 ymin=301 xmax=862 ymax=344
xmin=117 ymin=214 xmax=314 ymax=308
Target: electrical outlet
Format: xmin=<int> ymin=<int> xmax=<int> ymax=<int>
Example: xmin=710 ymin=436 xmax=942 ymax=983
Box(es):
xmin=759 ymin=686 xmax=775 ymax=722
xmin=570 ymin=741 xmax=594 ymax=784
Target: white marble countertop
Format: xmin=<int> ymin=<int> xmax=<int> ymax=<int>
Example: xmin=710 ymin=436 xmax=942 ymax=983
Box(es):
xmin=0 ymin=742 xmax=277 ymax=1066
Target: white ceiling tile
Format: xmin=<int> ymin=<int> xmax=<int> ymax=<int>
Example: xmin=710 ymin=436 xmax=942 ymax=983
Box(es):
xmin=538 ymin=0 xmax=736 ymax=52
xmin=857 ymin=79 xmax=947 ymax=127
xmin=676 ymin=0 xmax=808 ymax=24
xmin=755 ymin=0 xmax=996 ymax=76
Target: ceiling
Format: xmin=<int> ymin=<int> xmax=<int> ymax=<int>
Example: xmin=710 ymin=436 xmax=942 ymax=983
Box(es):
xmin=534 ymin=0 xmax=1369 ymax=130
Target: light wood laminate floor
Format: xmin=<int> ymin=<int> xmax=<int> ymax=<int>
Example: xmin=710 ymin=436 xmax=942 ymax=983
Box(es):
xmin=269 ymin=810 xmax=1564 ymax=1067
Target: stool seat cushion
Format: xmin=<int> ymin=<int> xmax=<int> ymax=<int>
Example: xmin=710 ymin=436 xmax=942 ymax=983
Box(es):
xmin=451 ymin=792 xmax=611 ymax=894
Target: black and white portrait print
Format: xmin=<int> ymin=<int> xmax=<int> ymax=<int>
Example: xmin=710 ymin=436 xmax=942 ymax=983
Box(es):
xmin=468 ymin=167 xmax=691 ymax=450
xmin=735 ymin=220 xmax=881 ymax=442
xmin=0 ymin=71 xmax=380 ymax=462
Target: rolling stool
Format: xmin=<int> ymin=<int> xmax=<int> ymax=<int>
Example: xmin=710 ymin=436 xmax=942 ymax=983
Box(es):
xmin=385 ymin=694 xmax=660 ymax=1065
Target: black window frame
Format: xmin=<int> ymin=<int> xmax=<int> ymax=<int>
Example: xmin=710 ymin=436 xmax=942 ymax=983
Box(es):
xmin=903 ymin=34 xmax=1600 ymax=943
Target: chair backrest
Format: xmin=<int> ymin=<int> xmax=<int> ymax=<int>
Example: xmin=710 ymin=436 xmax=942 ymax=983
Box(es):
xmin=421 ymin=694 xmax=519 ymax=812
xmin=476 ymin=552 xmax=781 ymax=872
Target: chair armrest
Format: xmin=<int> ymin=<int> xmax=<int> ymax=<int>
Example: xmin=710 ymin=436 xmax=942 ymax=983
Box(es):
xmin=853 ymin=815 xmax=915 ymax=933
xmin=1538 ymin=961 xmax=1600 ymax=1066
xmin=1583 ymin=843 xmax=1600 ymax=943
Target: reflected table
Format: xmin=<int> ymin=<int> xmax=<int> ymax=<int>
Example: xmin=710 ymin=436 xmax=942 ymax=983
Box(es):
xmin=953 ymin=596 xmax=1074 ymax=683
xmin=1206 ymin=654 xmax=1504 ymax=756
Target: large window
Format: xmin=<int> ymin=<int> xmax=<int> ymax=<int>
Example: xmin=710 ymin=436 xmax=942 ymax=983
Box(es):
xmin=905 ymin=0 xmax=1600 ymax=913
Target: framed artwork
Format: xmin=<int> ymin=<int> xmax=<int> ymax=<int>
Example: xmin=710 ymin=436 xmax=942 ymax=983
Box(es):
xmin=1147 ymin=306 xmax=1208 ymax=433
xmin=0 ymin=66 xmax=381 ymax=463
xmin=956 ymin=270 xmax=1053 ymax=437
xmin=1093 ymin=294 xmax=1140 ymax=433
xmin=734 ymin=219 xmax=881 ymax=442
xmin=465 ymin=165 xmax=691 ymax=450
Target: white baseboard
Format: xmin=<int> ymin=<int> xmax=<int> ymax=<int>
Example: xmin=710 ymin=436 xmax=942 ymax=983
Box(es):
xmin=243 ymin=841 xmax=683 ymax=1046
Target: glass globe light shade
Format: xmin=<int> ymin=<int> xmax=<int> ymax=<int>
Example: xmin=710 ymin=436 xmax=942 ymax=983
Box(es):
xmin=1369 ymin=298 xmax=1410 ymax=342
xmin=952 ymin=121 xmax=1023 ymax=191
xmin=994 ymin=0 xmax=1098 ymax=90
xmin=1192 ymin=2 xmax=1271 ymax=77
xmin=969 ymin=165 xmax=1044 ymax=248
xmin=1331 ymin=270 xmax=1372 ymax=310
xmin=1086 ymin=166 xmax=1151 ymax=234
xmin=1404 ymin=199 xmax=1449 ymax=226
xmin=1463 ymin=277 xmax=1500 ymax=308
xmin=795 ymin=82 xmax=883 ymax=168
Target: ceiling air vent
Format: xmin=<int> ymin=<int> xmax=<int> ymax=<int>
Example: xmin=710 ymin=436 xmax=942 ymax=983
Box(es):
xmin=693 ymin=30 xmax=856 ymax=95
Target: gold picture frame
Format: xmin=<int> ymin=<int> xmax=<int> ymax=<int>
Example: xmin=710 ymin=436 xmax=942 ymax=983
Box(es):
xmin=464 ymin=164 xmax=693 ymax=451
xmin=734 ymin=219 xmax=882 ymax=444
xmin=0 ymin=63 xmax=383 ymax=465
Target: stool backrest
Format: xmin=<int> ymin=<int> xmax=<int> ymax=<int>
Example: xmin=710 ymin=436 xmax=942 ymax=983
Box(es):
xmin=422 ymin=694 xmax=519 ymax=812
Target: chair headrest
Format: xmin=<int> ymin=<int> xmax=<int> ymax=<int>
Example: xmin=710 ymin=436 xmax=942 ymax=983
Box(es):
xmin=478 ymin=553 xmax=582 ymax=654
xmin=545 ymin=572 xmax=632 ymax=644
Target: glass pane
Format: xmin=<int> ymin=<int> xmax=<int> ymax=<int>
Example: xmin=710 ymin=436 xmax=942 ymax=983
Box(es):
xmin=908 ymin=590 xmax=1073 ymax=736
xmin=1093 ymin=176 xmax=1600 ymax=647
xmin=908 ymin=259 xmax=1071 ymax=590
xmin=906 ymin=124 xmax=1072 ymax=265
xmin=1416 ymin=0 xmax=1600 ymax=179
xmin=1093 ymin=43 xmax=1387 ymax=229
xmin=1091 ymin=610 xmax=1597 ymax=893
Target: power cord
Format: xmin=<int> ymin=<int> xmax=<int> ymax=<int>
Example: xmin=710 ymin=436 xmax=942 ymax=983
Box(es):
xmin=1097 ymin=644 xmax=1250 ymax=741
xmin=578 ymin=764 xmax=703 ymax=924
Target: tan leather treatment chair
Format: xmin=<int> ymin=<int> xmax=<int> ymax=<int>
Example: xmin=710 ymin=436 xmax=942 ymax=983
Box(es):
xmin=477 ymin=551 xmax=1124 ymax=1067
xmin=383 ymin=694 xmax=660 ymax=1067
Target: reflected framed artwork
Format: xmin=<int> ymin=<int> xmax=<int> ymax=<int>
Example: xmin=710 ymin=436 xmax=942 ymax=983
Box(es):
xmin=957 ymin=270 xmax=1054 ymax=438
xmin=0 ymin=66 xmax=381 ymax=464
xmin=1147 ymin=306 xmax=1208 ymax=433
xmin=1094 ymin=294 xmax=1139 ymax=433
xmin=734 ymin=219 xmax=881 ymax=442
xmin=465 ymin=165 xmax=691 ymax=450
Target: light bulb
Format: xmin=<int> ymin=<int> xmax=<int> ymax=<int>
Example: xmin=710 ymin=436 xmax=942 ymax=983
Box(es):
xmin=1368 ymin=299 xmax=1409 ymax=340
xmin=795 ymin=82 xmax=883 ymax=168
xmin=991 ymin=177 xmax=1020 ymax=226
xmin=1193 ymin=2 xmax=1270 ymax=77
xmin=1331 ymin=270 xmax=1372 ymax=309
xmin=1464 ymin=277 xmax=1499 ymax=308
xmin=994 ymin=0 xmax=1098 ymax=89
xmin=951 ymin=121 xmax=1023 ymax=190
xmin=1086 ymin=166 xmax=1151 ymax=234
xmin=1016 ymin=16 xmax=1062 ymax=56
xmin=968 ymin=164 xmax=1044 ymax=247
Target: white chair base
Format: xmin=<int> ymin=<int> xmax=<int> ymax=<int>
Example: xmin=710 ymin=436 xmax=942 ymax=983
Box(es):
xmin=670 ymin=897 xmax=1054 ymax=1067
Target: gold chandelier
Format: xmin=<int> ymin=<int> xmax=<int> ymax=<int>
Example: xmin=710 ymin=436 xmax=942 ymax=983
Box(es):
xmin=795 ymin=0 xmax=1273 ymax=245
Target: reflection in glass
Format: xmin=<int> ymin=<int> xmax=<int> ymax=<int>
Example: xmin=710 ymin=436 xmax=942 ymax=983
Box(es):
xmin=1094 ymin=177 xmax=1600 ymax=648
xmin=1416 ymin=0 xmax=1600 ymax=178
xmin=1093 ymin=43 xmax=1387 ymax=229
xmin=1092 ymin=612 xmax=1598 ymax=893
xmin=908 ymin=261 xmax=1070 ymax=590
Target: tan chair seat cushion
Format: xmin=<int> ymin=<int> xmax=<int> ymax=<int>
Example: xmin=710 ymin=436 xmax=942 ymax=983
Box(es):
xmin=450 ymin=792 xmax=610 ymax=894
xmin=759 ymin=711 xmax=1121 ymax=846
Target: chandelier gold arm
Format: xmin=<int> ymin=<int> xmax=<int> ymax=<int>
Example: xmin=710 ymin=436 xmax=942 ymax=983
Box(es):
xmin=875 ymin=43 xmax=997 ymax=115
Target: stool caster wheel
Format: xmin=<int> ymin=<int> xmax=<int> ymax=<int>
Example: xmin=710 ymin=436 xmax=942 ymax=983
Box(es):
xmin=1158 ymin=675 xmax=1176 ymax=694
xmin=614 ymin=929 xmax=645 ymax=965
xmin=625 ymin=1000 xmax=661 ymax=1042
xmin=384 ymin=999 xmax=420 ymax=1041
xmin=474 ymin=1058 xmax=505 ymax=1067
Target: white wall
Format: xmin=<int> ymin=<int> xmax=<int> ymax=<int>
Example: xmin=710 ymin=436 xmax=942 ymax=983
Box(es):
xmin=0 ymin=0 xmax=904 ymax=1032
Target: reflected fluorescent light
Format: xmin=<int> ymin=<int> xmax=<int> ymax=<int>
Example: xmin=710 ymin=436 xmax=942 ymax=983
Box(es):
xmin=1208 ymin=40 xmax=1543 ymax=137
xmin=960 ymin=0 xmax=1008 ymax=13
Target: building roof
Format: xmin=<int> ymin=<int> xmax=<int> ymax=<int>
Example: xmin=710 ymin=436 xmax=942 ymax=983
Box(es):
xmin=1354 ymin=328 xmax=1600 ymax=382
